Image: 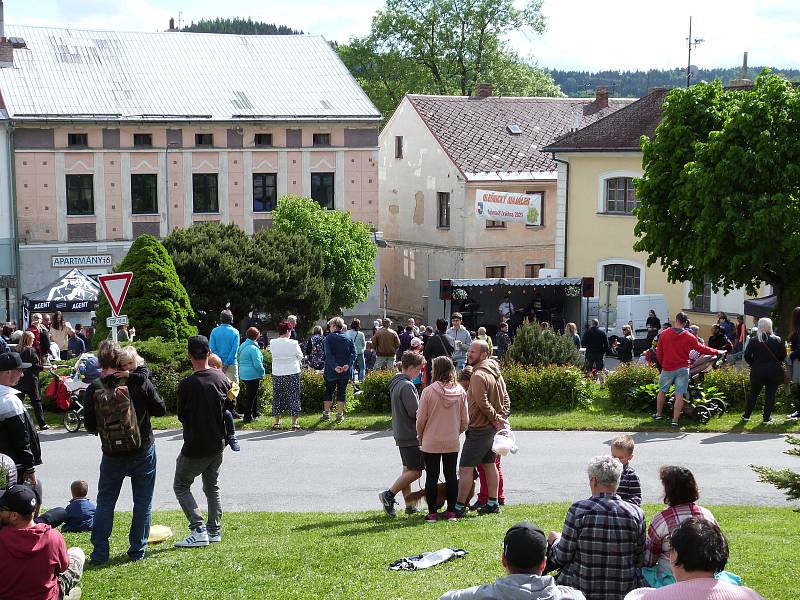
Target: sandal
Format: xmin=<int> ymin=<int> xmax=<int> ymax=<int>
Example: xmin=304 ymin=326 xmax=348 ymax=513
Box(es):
xmin=291 ymin=425 xmax=301 ymax=431
xmin=272 ymin=424 xmax=281 ymax=431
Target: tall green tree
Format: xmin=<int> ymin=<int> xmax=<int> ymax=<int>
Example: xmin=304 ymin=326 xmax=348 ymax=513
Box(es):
xmin=272 ymin=196 xmax=376 ymax=315
xmin=163 ymin=223 xmax=253 ymax=333
xmin=94 ymin=235 xmax=196 ymax=344
xmin=182 ymin=17 xmax=302 ymax=35
xmin=634 ymin=74 xmax=800 ymax=331
xmin=163 ymin=222 xmax=332 ymax=335
xmin=337 ymin=0 xmax=561 ymax=118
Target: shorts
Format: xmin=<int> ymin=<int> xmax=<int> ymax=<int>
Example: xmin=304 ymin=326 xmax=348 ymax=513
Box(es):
xmin=459 ymin=426 xmax=496 ymax=467
xmin=659 ymin=367 xmax=690 ymax=395
xmin=398 ymin=445 xmax=424 ymax=471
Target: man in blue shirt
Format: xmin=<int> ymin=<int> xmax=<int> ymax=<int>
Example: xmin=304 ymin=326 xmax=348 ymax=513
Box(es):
xmin=209 ymin=310 xmax=241 ymax=384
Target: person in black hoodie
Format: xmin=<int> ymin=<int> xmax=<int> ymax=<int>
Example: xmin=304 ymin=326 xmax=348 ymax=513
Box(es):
xmin=173 ymin=335 xmax=228 ymax=548
xmin=378 ymin=351 xmax=425 ymax=518
xmin=581 ymin=319 xmax=609 ymax=372
xmin=83 ymin=340 xmax=166 ymax=565
xmin=17 ymin=331 xmax=48 ymax=430
xmin=0 ymin=352 xmax=41 ymax=487
xmin=743 ymin=317 xmax=786 ymax=424
xmin=422 ymin=318 xmax=455 ymax=385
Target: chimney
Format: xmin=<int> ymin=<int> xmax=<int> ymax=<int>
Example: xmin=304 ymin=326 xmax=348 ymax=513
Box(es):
xmin=594 ymin=86 xmax=609 ymax=108
xmin=729 ymin=52 xmax=753 ymax=88
xmin=472 ymin=83 xmax=493 ymax=99
xmin=0 ymin=1 xmax=13 ymax=67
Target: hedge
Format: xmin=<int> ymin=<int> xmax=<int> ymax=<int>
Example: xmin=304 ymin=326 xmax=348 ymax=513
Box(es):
xmin=501 ymin=362 xmax=590 ymax=410
xmin=606 ymin=363 xmax=659 ymax=410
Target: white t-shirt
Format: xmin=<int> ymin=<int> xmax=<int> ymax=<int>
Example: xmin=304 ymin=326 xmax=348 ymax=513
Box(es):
xmin=269 ymin=337 xmax=304 ymax=376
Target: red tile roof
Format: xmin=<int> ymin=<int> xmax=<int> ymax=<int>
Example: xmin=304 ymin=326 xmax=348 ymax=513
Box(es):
xmin=543 ymin=88 xmax=668 ymax=153
xmin=407 ymin=94 xmax=635 ymax=178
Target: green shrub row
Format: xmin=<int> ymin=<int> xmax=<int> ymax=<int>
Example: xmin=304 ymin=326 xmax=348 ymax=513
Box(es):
xmin=502 ymin=362 xmax=590 ymax=410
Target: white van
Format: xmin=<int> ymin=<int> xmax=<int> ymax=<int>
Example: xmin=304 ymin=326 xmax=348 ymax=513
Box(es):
xmin=585 ymin=294 xmax=668 ymax=352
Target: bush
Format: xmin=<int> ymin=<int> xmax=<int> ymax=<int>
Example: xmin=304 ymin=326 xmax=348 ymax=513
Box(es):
xmin=704 ymin=366 xmax=750 ymax=409
xmin=502 ymin=362 xmax=590 ymax=410
xmin=505 ymin=321 xmax=582 ymax=367
xmin=359 ymin=370 xmax=396 ymax=412
xmin=293 ymin=370 xmax=360 ymax=413
xmin=261 ymin=349 xmax=272 ymax=375
xmin=606 ymin=363 xmax=659 ymax=410
xmin=150 ymin=365 xmax=191 ymax=413
xmin=135 ymin=337 xmax=191 ymax=372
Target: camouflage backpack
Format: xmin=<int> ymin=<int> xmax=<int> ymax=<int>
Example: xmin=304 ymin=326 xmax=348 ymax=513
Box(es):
xmin=93 ymin=376 xmax=142 ymax=454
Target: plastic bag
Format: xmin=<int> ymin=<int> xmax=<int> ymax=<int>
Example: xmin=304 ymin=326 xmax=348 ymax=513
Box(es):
xmin=492 ymin=427 xmax=518 ymax=456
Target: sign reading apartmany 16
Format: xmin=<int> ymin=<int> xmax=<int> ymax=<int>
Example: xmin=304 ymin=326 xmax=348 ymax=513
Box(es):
xmin=475 ymin=190 xmax=542 ymax=226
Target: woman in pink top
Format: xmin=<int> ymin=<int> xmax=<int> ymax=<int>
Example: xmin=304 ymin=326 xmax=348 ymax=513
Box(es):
xmin=416 ymin=356 xmax=468 ymax=523
xmin=643 ymin=466 xmax=716 ymax=587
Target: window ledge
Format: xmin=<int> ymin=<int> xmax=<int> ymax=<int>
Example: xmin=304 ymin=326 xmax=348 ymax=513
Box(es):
xmin=66 ymin=213 xmax=95 ymax=218
xmin=131 ymin=213 xmax=160 ymax=217
xmin=685 ymin=307 xmax=714 ymax=314
xmin=253 ymin=210 xmax=274 ymax=214
xmin=192 ymin=212 xmax=220 ymax=215
xmin=597 ymin=211 xmax=636 ymax=217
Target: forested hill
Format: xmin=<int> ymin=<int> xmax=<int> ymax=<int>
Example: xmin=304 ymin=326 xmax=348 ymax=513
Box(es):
xmin=181 ymin=17 xmax=303 ymax=35
xmin=549 ymin=67 xmax=800 ymax=97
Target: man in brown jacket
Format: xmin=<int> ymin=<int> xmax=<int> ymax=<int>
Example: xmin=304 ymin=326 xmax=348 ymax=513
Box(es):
xmin=371 ymin=318 xmax=400 ymax=370
xmin=453 ymin=340 xmax=510 ymax=518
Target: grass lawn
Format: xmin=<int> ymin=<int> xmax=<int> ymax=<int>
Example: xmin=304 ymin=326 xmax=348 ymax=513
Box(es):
xmin=64 ymin=504 xmax=798 ymax=599
xmin=42 ymin=396 xmax=800 ymax=434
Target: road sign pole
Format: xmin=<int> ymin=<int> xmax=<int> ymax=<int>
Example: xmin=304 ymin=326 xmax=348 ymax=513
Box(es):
xmin=111 ymin=325 xmax=118 ymax=343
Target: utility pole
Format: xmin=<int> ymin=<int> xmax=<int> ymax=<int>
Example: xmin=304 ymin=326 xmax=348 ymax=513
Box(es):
xmin=686 ymin=16 xmax=704 ymax=88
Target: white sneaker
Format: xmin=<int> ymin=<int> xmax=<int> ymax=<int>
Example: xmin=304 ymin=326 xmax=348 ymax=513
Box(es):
xmin=174 ymin=527 xmax=209 ymax=548
xmin=208 ymin=532 xmax=222 ymax=543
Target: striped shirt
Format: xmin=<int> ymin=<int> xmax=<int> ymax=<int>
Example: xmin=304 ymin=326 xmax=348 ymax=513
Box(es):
xmin=550 ymin=493 xmax=646 ymax=600
xmin=617 ymin=464 xmax=642 ymax=506
xmin=644 ymin=503 xmax=716 ymax=574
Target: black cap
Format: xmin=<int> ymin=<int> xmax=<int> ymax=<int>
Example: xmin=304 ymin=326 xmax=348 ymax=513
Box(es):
xmin=0 ymin=484 xmax=38 ymax=515
xmin=503 ymin=521 xmax=548 ymax=570
xmin=0 ymin=352 xmax=32 ymax=372
xmin=187 ymin=335 xmax=210 ymax=358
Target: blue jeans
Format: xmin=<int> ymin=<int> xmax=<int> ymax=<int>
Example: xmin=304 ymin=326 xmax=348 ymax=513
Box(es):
xmin=352 ymin=353 xmax=365 ymax=382
xmin=91 ymin=443 xmax=157 ymax=563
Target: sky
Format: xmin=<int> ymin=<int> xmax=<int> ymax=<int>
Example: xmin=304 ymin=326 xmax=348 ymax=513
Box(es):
xmin=4 ymin=0 xmax=800 ymax=72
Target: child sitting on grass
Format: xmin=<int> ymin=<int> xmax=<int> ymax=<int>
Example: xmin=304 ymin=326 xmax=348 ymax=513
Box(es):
xmin=208 ymin=353 xmax=241 ymax=451
xmin=611 ymin=434 xmax=641 ymax=506
xmin=35 ymin=479 xmax=96 ymax=532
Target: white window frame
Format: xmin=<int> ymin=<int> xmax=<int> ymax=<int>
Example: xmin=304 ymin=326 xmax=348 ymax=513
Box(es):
xmin=597 ymin=258 xmax=645 ymax=296
xmin=597 ymin=169 xmax=643 ymax=214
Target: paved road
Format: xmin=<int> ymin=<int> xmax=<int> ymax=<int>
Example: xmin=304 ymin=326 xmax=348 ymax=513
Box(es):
xmin=33 ymin=428 xmax=796 ymax=512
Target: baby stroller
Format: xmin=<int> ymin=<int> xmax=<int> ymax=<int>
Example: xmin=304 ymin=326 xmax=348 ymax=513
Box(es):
xmin=665 ymin=352 xmax=728 ymax=423
xmin=48 ymin=353 xmax=98 ymax=432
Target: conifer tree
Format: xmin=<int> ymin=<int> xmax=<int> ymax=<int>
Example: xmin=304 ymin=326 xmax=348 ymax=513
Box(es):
xmin=751 ymin=436 xmax=800 ymax=503
xmin=504 ymin=320 xmax=582 ymax=367
xmin=94 ymin=235 xmax=196 ymax=344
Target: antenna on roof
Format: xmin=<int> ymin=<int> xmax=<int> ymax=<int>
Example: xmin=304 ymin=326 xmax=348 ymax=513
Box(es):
xmin=685 ymin=16 xmax=704 ymax=87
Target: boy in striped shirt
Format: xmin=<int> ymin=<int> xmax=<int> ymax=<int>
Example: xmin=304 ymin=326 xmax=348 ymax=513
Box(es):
xmin=611 ymin=434 xmax=642 ymax=506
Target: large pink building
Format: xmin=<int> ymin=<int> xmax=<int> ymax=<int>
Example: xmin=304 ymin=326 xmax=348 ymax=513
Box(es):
xmin=0 ymin=24 xmax=381 ymax=321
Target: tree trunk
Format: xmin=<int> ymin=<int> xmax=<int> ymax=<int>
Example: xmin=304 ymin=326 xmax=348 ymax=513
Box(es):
xmin=775 ymin=284 xmax=799 ymax=338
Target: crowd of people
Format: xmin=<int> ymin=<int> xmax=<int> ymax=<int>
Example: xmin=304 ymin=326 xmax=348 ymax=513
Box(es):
xmin=0 ymin=304 xmax=787 ymax=599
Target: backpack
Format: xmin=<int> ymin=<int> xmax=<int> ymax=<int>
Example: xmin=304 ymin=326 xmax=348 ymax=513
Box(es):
xmin=93 ymin=376 xmax=142 ymax=454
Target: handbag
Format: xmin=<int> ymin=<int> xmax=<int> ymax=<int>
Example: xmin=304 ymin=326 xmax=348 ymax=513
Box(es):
xmin=761 ymin=339 xmax=790 ymax=385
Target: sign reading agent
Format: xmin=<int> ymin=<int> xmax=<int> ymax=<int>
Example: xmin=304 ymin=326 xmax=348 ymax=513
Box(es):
xmin=475 ymin=189 xmax=542 ymax=226
xmin=51 ymin=255 xmax=113 ymax=268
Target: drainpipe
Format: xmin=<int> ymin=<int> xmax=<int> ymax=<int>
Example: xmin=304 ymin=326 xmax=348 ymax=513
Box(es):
xmin=552 ymin=155 xmax=569 ymax=276
xmin=6 ymin=120 xmax=20 ymax=323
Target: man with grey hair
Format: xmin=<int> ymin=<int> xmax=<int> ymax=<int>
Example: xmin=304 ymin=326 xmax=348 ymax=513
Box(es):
xmin=547 ymin=455 xmax=645 ymax=600
xmin=287 ymin=315 xmax=298 ymax=341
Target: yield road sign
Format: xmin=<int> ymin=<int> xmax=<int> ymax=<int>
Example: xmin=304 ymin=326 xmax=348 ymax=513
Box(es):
xmin=98 ymin=272 xmax=133 ymax=316
xmin=106 ymin=315 xmax=128 ymax=328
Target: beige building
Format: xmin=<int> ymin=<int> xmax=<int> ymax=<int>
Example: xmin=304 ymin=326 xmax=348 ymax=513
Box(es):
xmin=544 ymin=89 xmax=762 ymax=336
xmin=378 ymin=86 xmax=633 ymax=323
xmin=0 ymin=24 xmax=382 ymax=320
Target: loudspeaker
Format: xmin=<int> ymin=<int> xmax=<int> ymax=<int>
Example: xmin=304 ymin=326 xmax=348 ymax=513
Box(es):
xmin=582 ymin=277 xmax=594 ymax=298
xmin=439 ymin=279 xmax=452 ymax=301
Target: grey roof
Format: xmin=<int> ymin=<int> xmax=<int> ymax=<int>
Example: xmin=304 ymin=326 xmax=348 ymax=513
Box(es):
xmin=0 ymin=25 xmax=380 ymax=122
xmin=407 ymin=94 xmax=635 ymax=179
